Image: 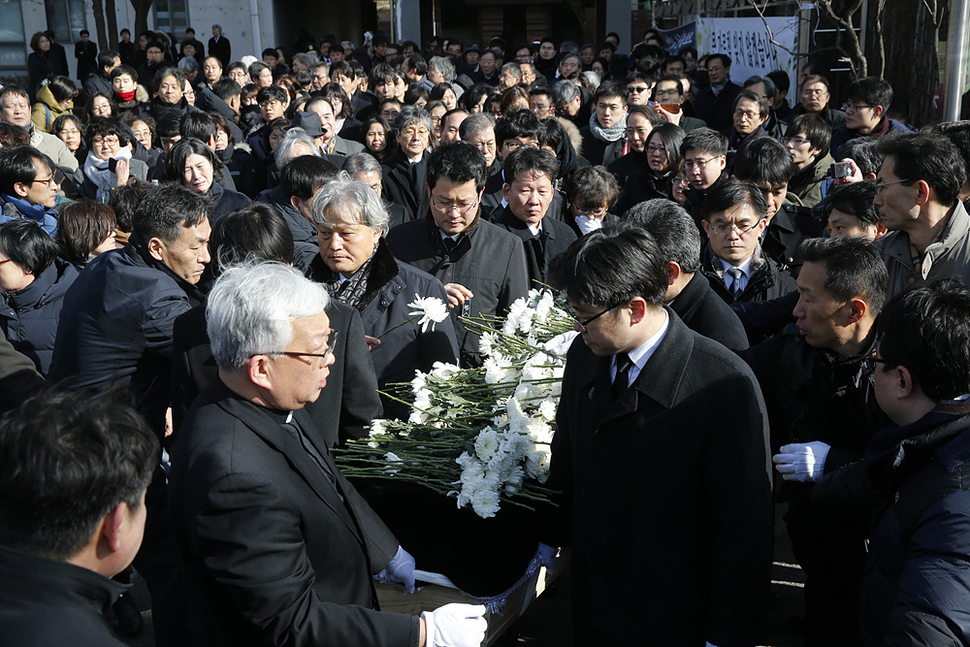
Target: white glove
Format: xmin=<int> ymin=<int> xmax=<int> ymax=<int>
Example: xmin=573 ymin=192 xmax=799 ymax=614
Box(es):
xmin=537 ymin=542 xmax=558 ymax=573
xmin=377 ymin=545 xmax=416 ymax=593
xmin=772 ymin=441 xmax=831 ymax=482
xmin=421 ymin=603 xmax=487 ymax=647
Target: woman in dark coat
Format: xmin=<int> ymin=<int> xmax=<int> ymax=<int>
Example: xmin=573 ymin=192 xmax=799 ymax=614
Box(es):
xmin=27 ymin=32 xmax=66 ymax=101
xmin=164 ymin=138 xmax=250 ymax=224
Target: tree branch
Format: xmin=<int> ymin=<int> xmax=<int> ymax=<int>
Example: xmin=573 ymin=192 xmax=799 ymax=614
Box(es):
xmin=745 ymin=0 xmax=800 ymax=57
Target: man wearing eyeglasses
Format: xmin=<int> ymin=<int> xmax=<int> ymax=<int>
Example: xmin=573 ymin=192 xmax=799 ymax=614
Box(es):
xmin=245 ymin=85 xmax=290 ymax=162
xmin=0 ymin=146 xmax=60 ymax=236
xmin=386 ymin=142 xmax=528 ymax=367
xmin=741 ymin=236 xmax=890 ymax=646
xmin=381 ymin=106 xmax=433 ymax=222
xmin=872 ymin=133 xmax=970 ymax=299
xmin=649 ymin=75 xmax=707 ymax=132
xmin=792 ymin=74 xmax=846 ymax=130
xmin=692 ymin=53 xmax=743 ymax=134
xmin=542 ymin=222 xmax=772 ymax=647
xmin=170 ymin=261 xmax=487 ymax=647
xmin=830 ymin=77 xmax=910 ymax=158
xmin=680 ymin=127 xmax=729 ymax=220
xmin=698 ymin=179 xmax=796 ymax=323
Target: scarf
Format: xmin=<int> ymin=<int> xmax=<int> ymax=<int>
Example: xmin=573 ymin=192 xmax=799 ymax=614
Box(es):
xmin=1 ymin=194 xmax=57 ymax=236
xmin=574 ymin=214 xmax=604 ymax=235
xmin=588 ymin=112 xmax=627 ymax=143
xmin=83 ymin=148 xmax=131 ymax=204
xmin=328 ymin=249 xmax=378 ymax=312
xmin=114 ymin=89 xmax=136 ymax=102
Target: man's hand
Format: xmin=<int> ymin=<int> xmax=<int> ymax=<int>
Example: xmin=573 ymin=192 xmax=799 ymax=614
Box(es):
xmin=654 ymin=103 xmax=683 ymax=126
xmin=376 ymin=545 xmax=415 ymax=593
xmin=420 ymin=603 xmax=487 ymax=647
xmin=833 ymin=158 xmax=863 ymax=186
xmin=114 ymin=158 xmax=130 ymax=187
xmin=444 ymin=283 xmax=473 ymax=308
xmin=364 ymin=335 xmax=381 ymax=351
xmin=772 ymin=441 xmax=831 ymax=482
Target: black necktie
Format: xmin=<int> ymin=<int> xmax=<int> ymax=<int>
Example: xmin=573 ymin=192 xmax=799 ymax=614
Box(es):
xmin=612 ymin=352 xmax=633 ymax=399
xmin=726 ymin=267 xmax=743 ymax=299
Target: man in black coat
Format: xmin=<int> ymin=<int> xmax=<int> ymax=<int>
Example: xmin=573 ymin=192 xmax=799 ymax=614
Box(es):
xmin=542 ymin=223 xmax=773 ymax=646
xmin=386 ymin=143 xmax=529 ymax=367
xmin=692 ymin=53 xmax=742 ymax=134
xmin=381 ymin=106 xmax=432 ymax=223
xmin=492 ymin=147 xmax=577 ymax=287
xmin=83 ymin=49 xmax=121 ymax=99
xmin=74 ymin=30 xmax=98 ymax=84
xmin=207 ymin=24 xmax=231 ymax=69
xmin=0 ymin=387 xmax=158 ymax=647
xmin=169 ymin=261 xmax=487 ymax=647
xmin=627 ymin=199 xmax=748 ymax=350
xmin=742 ymin=237 xmax=890 ymax=646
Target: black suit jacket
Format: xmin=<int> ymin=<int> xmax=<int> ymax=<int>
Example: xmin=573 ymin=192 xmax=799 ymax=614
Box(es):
xmin=207 ymin=36 xmax=231 ymax=68
xmin=170 ymin=298 xmax=380 ymax=448
xmin=169 ymin=378 xmax=418 ymax=647
xmin=545 ymin=312 xmax=772 ymax=646
xmin=670 ymin=273 xmax=749 ymax=351
xmin=381 ymin=151 xmax=430 ymax=223
xmin=492 ymin=208 xmax=577 ymax=288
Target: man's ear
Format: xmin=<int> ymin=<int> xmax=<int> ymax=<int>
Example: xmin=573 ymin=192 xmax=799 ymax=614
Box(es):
xmin=667 ymin=261 xmax=682 ymax=286
xmin=700 ymin=219 xmax=712 ymax=240
xmin=101 ymin=501 xmax=128 ymax=553
xmin=11 ymin=181 xmax=29 ymax=199
xmin=847 ymin=297 xmax=867 ymax=324
xmin=627 ymin=296 xmax=647 ymax=324
xmin=147 ymin=236 xmax=166 ymax=262
xmin=872 ymin=105 xmax=885 ymax=121
xmin=248 ymin=354 xmax=273 ymax=390
xmin=502 ymin=183 xmax=511 ymax=203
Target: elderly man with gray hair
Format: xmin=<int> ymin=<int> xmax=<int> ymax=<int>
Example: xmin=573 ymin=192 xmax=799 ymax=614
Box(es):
xmin=342 ymin=152 xmax=409 ymax=228
xmin=627 ymin=198 xmax=749 ymax=350
xmin=307 ymin=174 xmax=458 ymax=419
xmin=170 ymin=260 xmax=485 ymax=647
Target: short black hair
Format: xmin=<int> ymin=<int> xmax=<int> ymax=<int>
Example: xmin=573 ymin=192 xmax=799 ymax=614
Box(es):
xmin=625 ymin=199 xmax=701 ymax=274
xmin=550 ymin=222 xmax=668 ymax=308
xmin=47 ymin=75 xmax=79 ymax=104
xmin=110 ymin=64 xmax=138 ymax=83
xmin=701 ymin=178 xmax=769 ymax=222
xmin=369 ymin=62 xmax=397 ymax=86
xmin=55 ymin=199 xmax=118 ymax=264
xmin=561 ymin=165 xmax=620 ymax=212
xmin=261 ymin=47 xmax=279 ymax=60
xmin=733 ymin=136 xmax=796 ymax=187
xmin=643 ymin=121 xmax=685 ymax=172
xmin=84 ymin=116 xmax=130 ymax=149
xmin=680 ymin=127 xmax=728 ymax=158
xmin=503 ymin=147 xmax=559 ymax=186
xmin=210 ymin=203 xmax=295 ymax=276
xmin=109 ymin=179 xmax=152 ymax=233
xmin=767 ymin=69 xmax=790 ymax=94
xmin=247 ymin=61 xmax=270 ymax=81
xmin=212 ymin=78 xmax=242 ymax=102
xmin=256 ymin=85 xmax=288 ymax=106
xmin=98 ymin=49 xmax=120 ymax=71
xmin=877 ymin=277 xmax=970 ymax=401
xmin=164 ymin=137 xmax=223 ymax=186
xmin=786 ymin=113 xmax=831 ymax=154
xmin=707 ymin=53 xmax=732 ymax=68
xmin=0 ymin=386 xmax=158 ymax=561
xmin=427 ymin=141 xmax=488 ymax=191
xmin=819 ymin=180 xmax=881 ymax=227
xmin=152 ymin=67 xmax=187 ymax=96
xmin=934 ymin=121 xmax=970 ymax=184
xmin=155 ymin=108 xmax=183 ymax=138
xmin=132 ymin=182 xmax=213 ymax=244
xmin=877 ymin=133 xmax=966 ymax=207
xmin=280 ymin=155 xmax=339 ymax=200
xmin=733 ymin=89 xmax=769 ymax=119
xmin=800 ymin=236 xmax=887 ymax=316
xmin=845 ymin=76 xmax=893 ymax=111
xmin=494 ymin=109 xmax=541 ymax=147
xmin=0 ymin=146 xmax=54 ymax=196
xmin=0 ymin=219 xmax=58 ymax=274
xmin=592 ymin=80 xmax=627 ymax=106
xmin=836 ymin=137 xmax=884 ymax=178
xmin=405 ymin=54 xmax=428 ymax=76
xmin=329 ymin=60 xmax=355 ymax=80
xmin=180 ymin=112 xmax=218 ymax=143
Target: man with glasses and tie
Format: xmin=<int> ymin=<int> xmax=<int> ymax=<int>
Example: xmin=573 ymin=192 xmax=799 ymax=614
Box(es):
xmin=698 ymin=179 xmax=796 ymax=330
xmin=541 ymin=222 xmax=772 ymax=647
xmin=0 ymin=146 xmax=61 ymax=236
xmin=387 ymin=142 xmax=528 ymax=367
xmin=170 ymin=260 xmax=488 ymax=647
xmin=830 ymin=76 xmax=910 ymax=158
xmin=872 ymin=132 xmax=970 ymax=298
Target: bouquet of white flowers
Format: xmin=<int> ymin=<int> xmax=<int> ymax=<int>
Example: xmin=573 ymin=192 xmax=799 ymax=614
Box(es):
xmin=335 ymin=289 xmax=575 ymax=519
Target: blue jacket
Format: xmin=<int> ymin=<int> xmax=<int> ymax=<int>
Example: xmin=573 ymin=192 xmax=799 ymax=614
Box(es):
xmin=860 ymin=401 xmax=970 ymax=646
xmin=0 ymin=194 xmax=58 ymax=237
xmin=48 ymin=236 xmax=205 ymax=437
xmin=0 ymin=258 xmax=77 ymax=375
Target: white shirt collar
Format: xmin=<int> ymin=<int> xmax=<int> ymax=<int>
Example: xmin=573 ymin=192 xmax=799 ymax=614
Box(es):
xmin=611 ymin=310 xmax=670 ymax=387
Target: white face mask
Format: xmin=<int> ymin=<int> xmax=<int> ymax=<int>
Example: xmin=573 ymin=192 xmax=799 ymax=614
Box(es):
xmin=575 ymin=214 xmax=604 ymax=235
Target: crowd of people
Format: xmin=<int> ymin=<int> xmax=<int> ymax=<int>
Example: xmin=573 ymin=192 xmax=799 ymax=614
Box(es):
xmin=2 ymin=21 xmax=970 ymax=647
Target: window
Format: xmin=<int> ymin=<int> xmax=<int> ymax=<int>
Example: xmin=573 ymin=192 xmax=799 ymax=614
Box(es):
xmin=0 ymin=2 xmax=25 ymax=72
xmin=154 ymin=0 xmax=190 ymax=36
xmin=45 ymin=0 xmax=87 ymax=44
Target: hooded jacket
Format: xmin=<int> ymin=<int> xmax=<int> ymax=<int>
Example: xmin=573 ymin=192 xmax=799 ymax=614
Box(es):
xmin=30 ymin=83 xmax=73 ymax=133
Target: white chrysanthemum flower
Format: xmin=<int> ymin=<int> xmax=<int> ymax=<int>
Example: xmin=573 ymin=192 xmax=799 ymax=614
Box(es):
xmin=456 ymin=451 xmax=475 ymax=470
xmin=526 ymin=417 xmax=554 ymax=445
xmin=384 ymin=452 xmax=402 ymax=462
xmin=411 ymin=370 xmax=427 ymax=393
xmin=525 ymin=447 xmax=550 ymax=480
xmin=480 ymin=331 xmax=496 ymax=358
xmin=504 ymin=465 xmax=525 ymax=494
xmin=483 ymin=357 xmax=511 ymax=385
xmin=510 ymin=414 xmax=530 ymax=436
xmin=474 ymin=427 xmax=500 ymax=462
xmin=534 ymin=291 xmax=554 ymax=323
xmin=537 ymin=399 xmax=557 ymax=421
xmin=430 ymin=361 xmax=460 ymax=380
xmin=413 ymin=389 xmax=433 ymax=412
xmin=408 ymin=295 xmax=449 ymax=333
xmin=461 ymin=461 xmax=485 ymax=484
xmin=471 ymin=487 xmax=501 ymax=518
xmin=369 ymin=419 xmax=386 ymax=437
xmin=514 ymin=381 xmax=540 ymax=402
xmin=506 ymin=397 xmax=527 ymax=421
xmin=408 ymin=410 xmax=428 ymax=424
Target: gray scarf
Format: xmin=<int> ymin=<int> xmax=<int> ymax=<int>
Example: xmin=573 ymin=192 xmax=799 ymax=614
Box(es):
xmin=588 ymin=112 xmax=627 ymax=143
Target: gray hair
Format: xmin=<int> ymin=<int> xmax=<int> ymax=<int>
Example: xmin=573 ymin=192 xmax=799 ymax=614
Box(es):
xmin=396 ymin=105 xmax=433 ymax=133
xmin=428 ymin=56 xmax=454 ymax=79
xmin=500 ymin=62 xmax=522 ymax=79
xmin=178 ymin=56 xmax=199 ymax=73
xmin=341 ymin=40 xmax=355 ymax=50
xmin=553 ymin=79 xmax=582 ymax=104
xmin=207 ymin=261 xmax=330 ymax=371
xmin=312 ymin=173 xmax=389 ymax=235
xmin=294 ymin=53 xmax=320 ymax=68
xmin=579 ymin=71 xmax=601 ymax=90
xmin=625 ymin=199 xmax=701 ymax=274
xmin=743 ymin=75 xmax=777 ymax=99
xmin=211 ymin=24 xmax=222 ymax=32
xmin=458 ymin=112 xmax=495 ymax=141
xmin=274 ymin=127 xmax=321 ymax=168
xmin=341 ymin=152 xmax=382 ymax=179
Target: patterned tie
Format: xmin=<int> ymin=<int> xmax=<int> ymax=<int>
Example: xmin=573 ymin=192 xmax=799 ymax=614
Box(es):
xmin=612 ymin=352 xmax=633 ymax=400
xmin=726 ymin=267 xmax=744 ymax=299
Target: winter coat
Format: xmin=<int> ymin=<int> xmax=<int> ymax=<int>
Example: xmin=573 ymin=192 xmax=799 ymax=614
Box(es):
xmin=0 ymin=258 xmax=77 ymax=375
xmin=788 ymin=152 xmax=834 ymax=208
xmin=491 ymin=207 xmax=577 ymax=288
xmin=30 ymin=84 xmax=73 ymax=133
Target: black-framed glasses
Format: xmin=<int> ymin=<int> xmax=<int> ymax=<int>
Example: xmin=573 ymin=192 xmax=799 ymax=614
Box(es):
xmin=682 ymin=157 xmax=718 ymax=172
xmin=875 ymin=178 xmax=909 ymax=193
xmin=268 ymin=330 xmax=337 ymax=363
xmin=842 ymin=103 xmax=874 ymax=114
xmin=567 ymin=305 xmax=615 ymax=332
xmin=782 ymin=137 xmax=811 ymax=147
xmin=864 ymin=352 xmax=891 ymax=372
